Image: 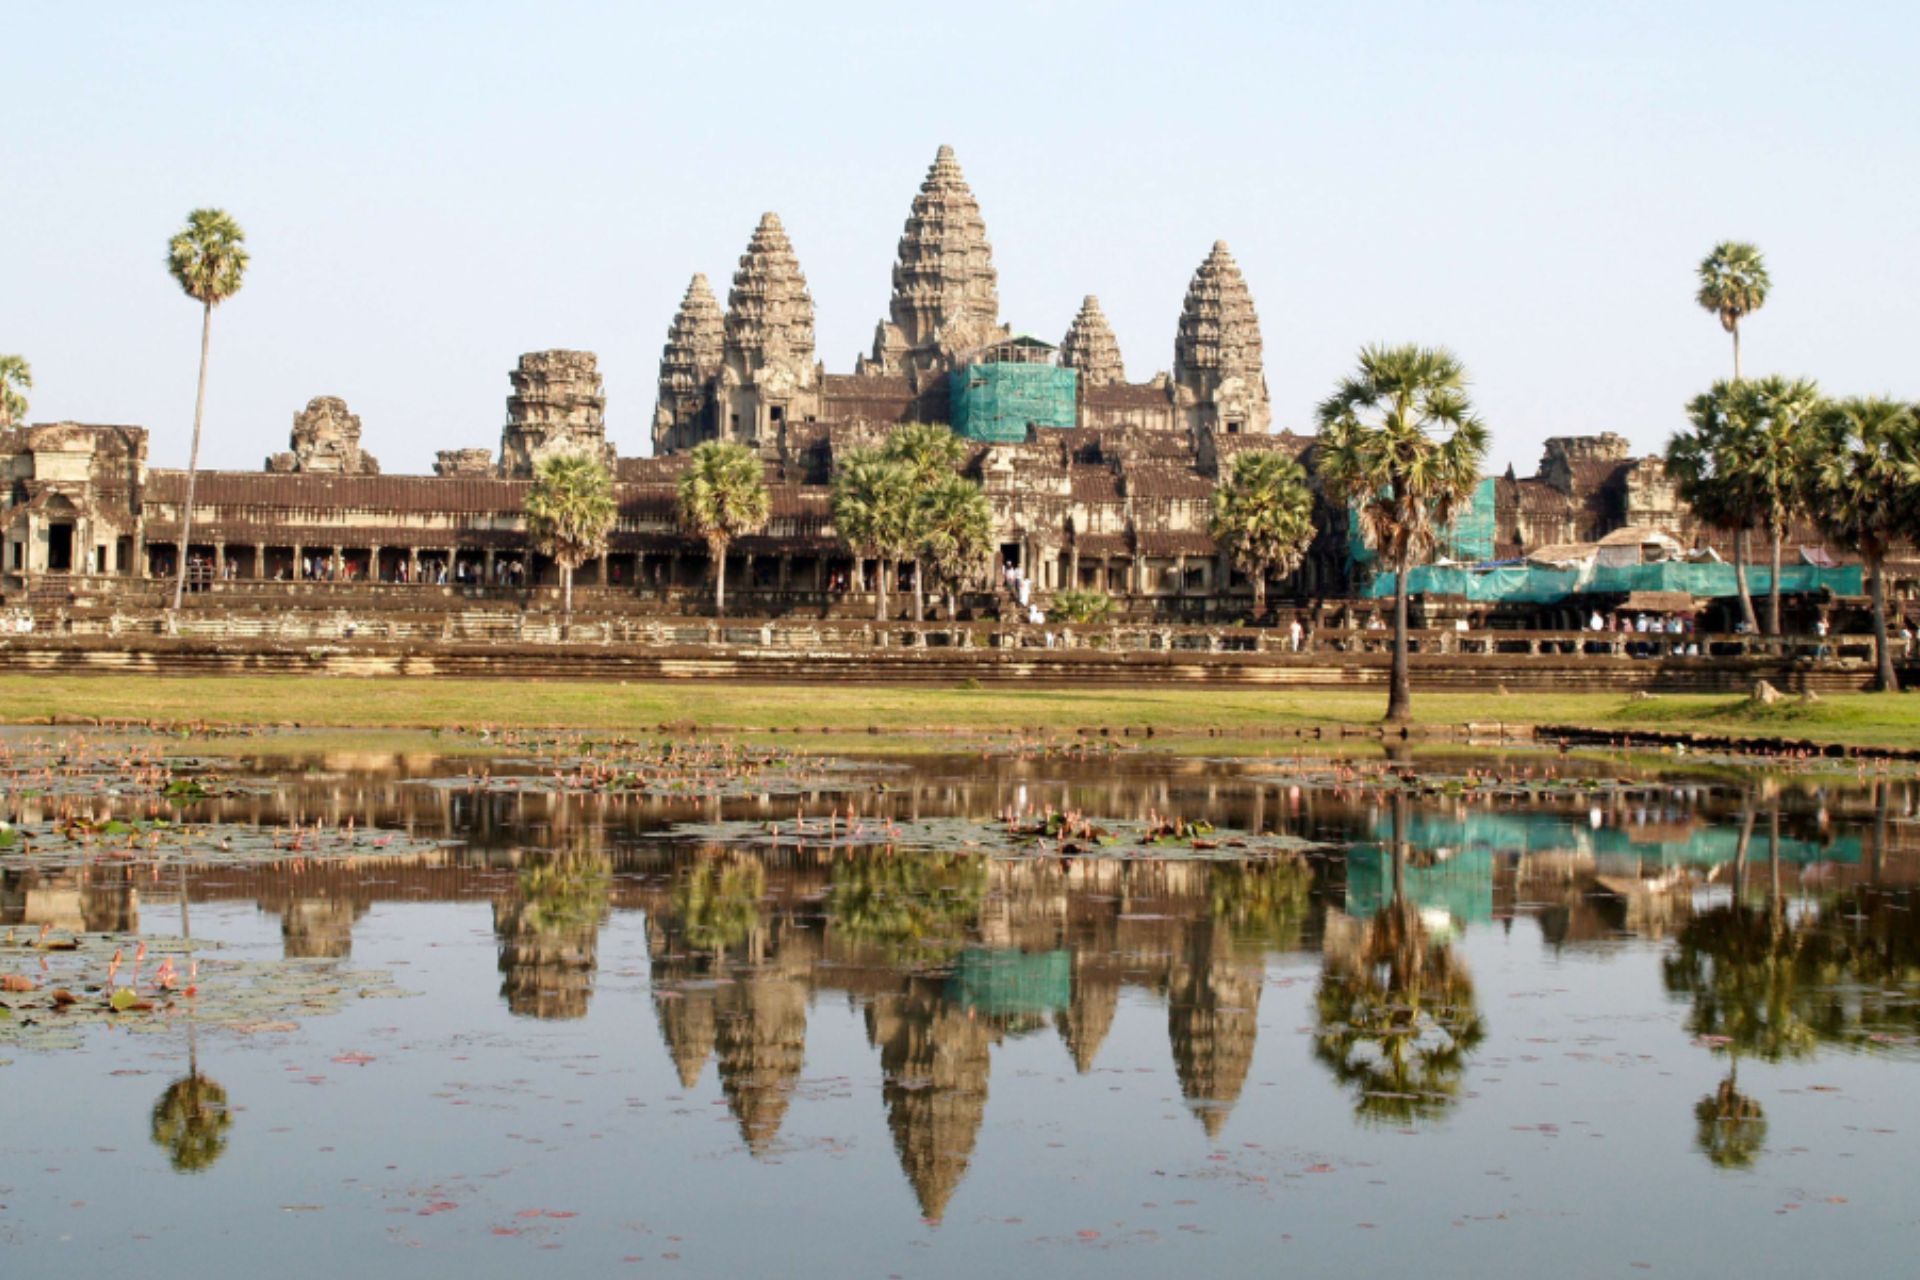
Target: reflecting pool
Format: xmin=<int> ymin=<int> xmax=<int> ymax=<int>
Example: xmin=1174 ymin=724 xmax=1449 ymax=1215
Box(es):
xmin=2 ymin=736 xmax=1916 ymax=1276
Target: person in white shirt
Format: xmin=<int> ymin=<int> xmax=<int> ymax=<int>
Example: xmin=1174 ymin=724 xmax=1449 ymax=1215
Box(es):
xmin=1288 ymin=618 xmax=1302 ymax=652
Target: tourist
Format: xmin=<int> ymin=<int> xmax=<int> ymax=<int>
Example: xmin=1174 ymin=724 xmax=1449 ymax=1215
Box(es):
xmin=1903 ymin=620 xmax=1915 ymax=658
xmin=1589 ymin=610 xmax=1604 ymax=631
xmin=1288 ymin=617 xmax=1302 ymax=652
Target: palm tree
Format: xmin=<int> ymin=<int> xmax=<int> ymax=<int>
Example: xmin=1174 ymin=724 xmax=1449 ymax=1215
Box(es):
xmin=1807 ymin=397 xmax=1920 ymax=691
xmin=1208 ymin=448 xmax=1315 ymax=620
xmin=166 ymin=209 xmax=250 ymax=618
xmin=1316 ymin=344 xmax=1489 ymax=722
xmin=1736 ymin=375 xmax=1823 ymax=635
xmin=1670 ymin=383 xmax=1761 ymax=632
xmin=830 ymin=448 xmax=917 ymax=621
xmin=0 ymin=354 xmax=30 ymax=427
xmin=882 ymin=422 xmax=969 ymax=621
xmin=676 ymin=441 xmax=769 ymax=618
xmin=525 ymin=451 xmax=618 ymax=628
xmin=915 ymin=472 xmax=994 ymax=620
xmin=150 ymin=1072 xmax=234 ymax=1173
xmin=1697 ymin=241 xmax=1771 ymax=381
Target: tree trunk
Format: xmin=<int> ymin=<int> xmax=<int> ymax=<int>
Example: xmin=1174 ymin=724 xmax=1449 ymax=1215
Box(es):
xmin=1390 ymin=790 xmax=1409 ymax=906
xmin=912 ymin=560 xmax=924 ymax=623
xmin=1768 ymin=808 xmax=1782 ymax=940
xmin=1252 ymin=566 xmax=1267 ymax=621
xmin=170 ymin=301 xmax=214 ymax=620
xmin=1386 ymin=561 xmax=1412 ymax=722
xmin=713 ymin=540 xmax=728 ymax=618
xmin=1767 ymin=520 xmax=1783 ymax=637
xmin=875 ymin=557 xmax=889 ymax=622
xmin=1869 ymin=551 xmax=1896 ymax=692
xmin=1732 ymin=527 xmax=1758 ymax=634
xmin=1732 ymin=801 xmax=1753 ymax=906
xmin=1732 ymin=322 xmax=1742 ymax=382
xmin=562 ymin=562 xmax=574 ymax=633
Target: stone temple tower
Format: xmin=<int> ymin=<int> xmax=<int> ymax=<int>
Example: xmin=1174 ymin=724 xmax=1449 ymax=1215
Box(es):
xmin=653 ymin=273 xmax=726 ymax=456
xmin=1173 ymin=241 xmax=1270 ymax=437
xmin=718 ymin=212 xmax=819 ymax=451
xmin=496 ymin=350 xmax=615 ymax=478
xmin=1059 ymin=295 xmax=1126 ymax=387
xmin=859 ymin=145 xmax=1010 ymax=380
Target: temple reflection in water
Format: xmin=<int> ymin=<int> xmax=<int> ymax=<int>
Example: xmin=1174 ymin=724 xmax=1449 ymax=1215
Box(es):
xmin=4 ymin=746 xmax=1916 ymax=1215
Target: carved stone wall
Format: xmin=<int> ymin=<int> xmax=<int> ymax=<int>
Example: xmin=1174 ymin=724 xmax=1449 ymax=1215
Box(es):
xmin=497 ymin=350 xmax=614 ymax=478
xmin=434 ymin=448 xmax=494 ymax=477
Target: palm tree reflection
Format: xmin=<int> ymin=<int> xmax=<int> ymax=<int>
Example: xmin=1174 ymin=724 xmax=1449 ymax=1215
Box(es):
xmin=1314 ymin=794 xmax=1484 ymax=1125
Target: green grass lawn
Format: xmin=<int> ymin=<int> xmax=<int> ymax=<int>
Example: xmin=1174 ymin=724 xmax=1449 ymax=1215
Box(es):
xmin=2 ymin=674 xmax=1917 ymax=750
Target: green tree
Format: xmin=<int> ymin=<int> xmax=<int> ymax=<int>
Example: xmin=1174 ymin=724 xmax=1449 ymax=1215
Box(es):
xmin=1734 ymin=376 xmax=1823 ymax=636
xmin=1208 ymin=448 xmax=1315 ymax=620
xmin=830 ymin=448 xmax=917 ymax=621
xmin=165 ymin=209 xmax=250 ymax=617
xmin=1697 ymin=241 xmax=1771 ymax=381
xmin=1807 ymin=398 xmax=1920 ymax=690
xmin=1668 ymin=383 xmax=1761 ymax=633
xmin=882 ymin=423 xmax=971 ymax=621
xmin=0 ymin=354 xmax=30 ymax=427
xmin=150 ymin=1073 xmax=233 ymax=1173
xmin=525 ymin=452 xmax=617 ymax=627
xmin=914 ymin=472 xmax=994 ymax=620
xmin=676 ymin=441 xmax=769 ymax=618
xmin=671 ymin=851 xmax=768 ymax=954
xmin=1316 ymin=345 xmax=1489 ymax=722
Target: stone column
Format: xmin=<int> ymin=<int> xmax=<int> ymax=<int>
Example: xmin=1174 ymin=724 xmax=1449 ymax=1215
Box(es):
xmin=255 ymin=543 xmax=267 ymax=580
xmin=485 ymin=549 xmax=498 ymax=584
xmin=369 ymin=544 xmax=382 ymax=584
xmin=1175 ymin=555 xmax=1188 ymax=597
xmin=596 ymin=556 xmax=608 ymax=586
xmin=292 ymin=543 xmax=304 ymax=581
xmin=408 ymin=547 xmax=420 ymax=584
xmin=213 ymin=540 xmax=226 ymax=584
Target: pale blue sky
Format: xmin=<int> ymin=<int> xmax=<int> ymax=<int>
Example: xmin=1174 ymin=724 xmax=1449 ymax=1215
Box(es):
xmin=7 ymin=2 xmax=1916 ymax=475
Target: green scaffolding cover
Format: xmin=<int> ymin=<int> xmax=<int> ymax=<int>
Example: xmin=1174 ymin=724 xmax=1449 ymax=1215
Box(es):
xmin=1349 ymin=476 xmax=1497 ymax=569
xmin=948 ymin=363 xmax=1078 ymax=443
xmin=1361 ymin=560 xmax=1862 ymax=604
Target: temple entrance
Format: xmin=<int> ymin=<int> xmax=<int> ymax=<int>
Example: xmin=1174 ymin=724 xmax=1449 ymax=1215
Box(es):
xmin=1000 ymin=543 xmax=1022 ymax=570
xmin=46 ymin=523 xmax=74 ymax=573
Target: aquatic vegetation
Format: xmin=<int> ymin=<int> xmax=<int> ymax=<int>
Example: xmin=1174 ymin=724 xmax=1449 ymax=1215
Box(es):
xmin=418 ymin=735 xmax=885 ymax=799
xmin=657 ymin=811 xmax=1320 ymax=862
xmin=0 ymin=930 xmax=414 ymax=1055
xmin=0 ymin=815 xmax=458 ymax=871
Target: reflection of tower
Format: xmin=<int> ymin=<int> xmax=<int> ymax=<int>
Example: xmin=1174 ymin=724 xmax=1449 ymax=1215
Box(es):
xmin=868 ymin=980 xmax=993 ymax=1223
xmin=0 ymin=868 xmax=139 ymax=934
xmin=1166 ymin=923 xmax=1262 ymax=1138
xmin=1054 ymin=953 xmax=1120 ymax=1074
xmin=493 ymin=853 xmax=610 ymax=1021
xmin=279 ymin=897 xmax=365 ymax=959
xmin=714 ymin=968 xmax=810 ymax=1155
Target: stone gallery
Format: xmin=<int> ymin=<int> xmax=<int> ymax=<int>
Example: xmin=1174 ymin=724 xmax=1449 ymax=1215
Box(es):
xmin=0 ymin=148 xmax=1866 ymax=622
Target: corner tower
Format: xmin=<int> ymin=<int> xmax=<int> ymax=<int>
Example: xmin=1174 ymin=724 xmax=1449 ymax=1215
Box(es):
xmin=653 ymin=273 xmax=725 ymax=455
xmin=719 ymin=213 xmax=819 ymax=450
xmin=1173 ymin=241 xmax=1270 ymax=436
xmin=860 ymin=145 xmax=1009 ymax=380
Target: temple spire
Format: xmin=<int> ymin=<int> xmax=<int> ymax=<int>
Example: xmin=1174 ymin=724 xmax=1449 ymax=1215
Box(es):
xmin=1060 ymin=295 xmax=1125 ymax=387
xmin=862 ymin=145 xmax=1007 ymax=376
xmin=653 ymin=273 xmax=726 ymax=454
xmin=724 ymin=212 xmax=816 ymax=371
xmin=1173 ymin=240 xmax=1270 ymax=435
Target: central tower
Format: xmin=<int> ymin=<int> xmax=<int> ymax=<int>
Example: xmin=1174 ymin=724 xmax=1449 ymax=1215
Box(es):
xmin=859 ymin=145 xmax=1010 ymax=381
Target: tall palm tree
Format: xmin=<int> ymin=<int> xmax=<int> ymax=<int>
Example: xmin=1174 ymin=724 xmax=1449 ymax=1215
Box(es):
xmin=1670 ymin=382 xmax=1761 ymax=633
xmin=882 ymin=422 xmax=969 ymax=621
xmin=1316 ymin=344 xmax=1489 ymax=722
xmin=1697 ymin=241 xmax=1771 ymax=381
xmin=0 ymin=354 xmax=31 ymax=427
xmin=1807 ymin=397 xmax=1920 ymax=691
xmin=676 ymin=441 xmax=769 ymax=618
xmin=831 ymin=448 xmax=917 ymax=622
xmin=1207 ymin=448 xmax=1315 ymax=620
xmin=525 ymin=451 xmax=618 ymax=627
xmin=1736 ymin=375 xmax=1823 ymax=635
xmin=915 ymin=472 xmax=995 ymax=620
xmin=165 ymin=209 xmax=250 ymax=617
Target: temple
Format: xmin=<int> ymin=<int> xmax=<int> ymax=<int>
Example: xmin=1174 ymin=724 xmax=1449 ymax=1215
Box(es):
xmin=0 ymin=146 xmax=1887 ymax=625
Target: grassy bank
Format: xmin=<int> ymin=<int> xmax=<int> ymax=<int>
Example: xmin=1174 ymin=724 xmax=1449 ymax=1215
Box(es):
xmin=1 ymin=675 xmax=1918 ymax=749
